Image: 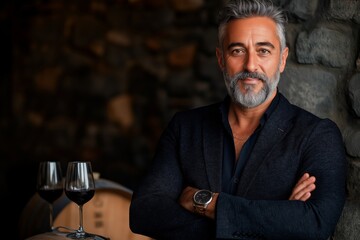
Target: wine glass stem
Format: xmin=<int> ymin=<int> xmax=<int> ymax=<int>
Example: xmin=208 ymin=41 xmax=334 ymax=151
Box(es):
xmin=78 ymin=205 xmax=85 ymax=234
xmin=49 ymin=203 xmax=54 ymax=231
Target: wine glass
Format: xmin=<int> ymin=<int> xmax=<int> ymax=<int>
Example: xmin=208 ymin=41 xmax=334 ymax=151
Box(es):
xmin=36 ymin=161 xmax=63 ymax=231
xmin=65 ymin=161 xmax=95 ymax=239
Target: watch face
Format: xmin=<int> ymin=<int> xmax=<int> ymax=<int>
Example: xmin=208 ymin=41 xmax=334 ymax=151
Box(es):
xmin=194 ymin=190 xmax=213 ymax=204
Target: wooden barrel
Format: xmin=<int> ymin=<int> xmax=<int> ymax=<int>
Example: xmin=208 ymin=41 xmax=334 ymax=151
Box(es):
xmin=19 ymin=178 xmax=151 ymax=240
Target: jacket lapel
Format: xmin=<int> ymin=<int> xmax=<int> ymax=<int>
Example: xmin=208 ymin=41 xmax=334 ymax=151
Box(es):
xmin=237 ymin=95 xmax=295 ymax=195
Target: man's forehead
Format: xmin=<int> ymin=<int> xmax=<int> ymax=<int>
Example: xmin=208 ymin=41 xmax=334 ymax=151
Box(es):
xmin=224 ymin=17 xmax=280 ymax=47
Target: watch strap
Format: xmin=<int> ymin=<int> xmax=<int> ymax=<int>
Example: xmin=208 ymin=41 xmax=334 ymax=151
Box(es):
xmin=193 ymin=204 xmax=207 ymax=215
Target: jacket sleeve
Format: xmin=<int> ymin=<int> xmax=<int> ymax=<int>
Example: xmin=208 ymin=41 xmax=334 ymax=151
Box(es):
xmin=215 ymin=119 xmax=347 ymax=240
xmin=129 ymin=114 xmax=216 ymax=240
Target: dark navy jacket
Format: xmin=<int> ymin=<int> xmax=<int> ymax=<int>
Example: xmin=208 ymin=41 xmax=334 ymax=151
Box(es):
xmin=130 ymin=92 xmax=347 ymax=240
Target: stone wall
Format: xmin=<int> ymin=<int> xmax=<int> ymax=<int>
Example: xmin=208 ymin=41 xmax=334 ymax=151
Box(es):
xmin=0 ymin=0 xmax=359 ymax=239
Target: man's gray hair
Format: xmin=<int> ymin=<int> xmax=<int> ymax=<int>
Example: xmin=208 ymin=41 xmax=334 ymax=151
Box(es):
xmin=217 ymin=0 xmax=287 ymax=51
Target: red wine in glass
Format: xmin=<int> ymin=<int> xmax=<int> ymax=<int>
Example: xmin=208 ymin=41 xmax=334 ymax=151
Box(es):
xmin=38 ymin=188 xmax=63 ymax=203
xmin=65 ymin=189 xmax=95 ymax=206
xmin=36 ymin=161 xmax=63 ymax=231
xmin=65 ymin=161 xmax=96 ymax=239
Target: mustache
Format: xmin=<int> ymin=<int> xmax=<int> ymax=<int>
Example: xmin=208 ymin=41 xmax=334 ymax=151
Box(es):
xmin=231 ymin=71 xmax=268 ymax=83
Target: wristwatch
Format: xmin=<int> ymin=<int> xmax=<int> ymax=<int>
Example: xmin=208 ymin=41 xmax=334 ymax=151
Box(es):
xmin=193 ymin=189 xmax=214 ymax=215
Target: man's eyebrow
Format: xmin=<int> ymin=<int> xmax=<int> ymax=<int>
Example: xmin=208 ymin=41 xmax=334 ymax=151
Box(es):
xmin=227 ymin=41 xmax=276 ymax=50
xmin=227 ymin=42 xmax=244 ymax=50
xmin=256 ymin=42 xmax=275 ymax=49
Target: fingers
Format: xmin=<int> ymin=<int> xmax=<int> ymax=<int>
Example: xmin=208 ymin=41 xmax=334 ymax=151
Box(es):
xmin=292 ymin=181 xmax=316 ymax=201
xmin=289 ymin=173 xmax=316 ymax=201
xmin=294 ymin=173 xmax=310 ymax=188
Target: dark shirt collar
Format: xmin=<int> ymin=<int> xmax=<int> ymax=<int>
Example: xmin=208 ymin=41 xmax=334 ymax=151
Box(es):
xmin=219 ymin=89 xmax=280 ymax=130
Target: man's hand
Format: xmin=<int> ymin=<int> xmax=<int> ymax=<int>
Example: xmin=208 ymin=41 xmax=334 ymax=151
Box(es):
xmin=289 ymin=173 xmax=316 ymax=201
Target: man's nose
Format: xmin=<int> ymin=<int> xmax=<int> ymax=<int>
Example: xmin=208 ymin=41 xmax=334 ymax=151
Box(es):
xmin=244 ymin=51 xmax=258 ymax=72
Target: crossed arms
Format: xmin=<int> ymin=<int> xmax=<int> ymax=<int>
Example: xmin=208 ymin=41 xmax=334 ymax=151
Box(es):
xmin=178 ymin=172 xmax=316 ymax=220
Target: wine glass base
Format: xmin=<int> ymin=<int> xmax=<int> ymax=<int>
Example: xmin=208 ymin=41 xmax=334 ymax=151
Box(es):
xmin=66 ymin=232 xmax=108 ymax=240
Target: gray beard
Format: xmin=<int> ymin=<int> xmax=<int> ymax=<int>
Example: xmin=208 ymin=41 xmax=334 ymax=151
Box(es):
xmin=224 ymin=69 xmax=280 ymax=108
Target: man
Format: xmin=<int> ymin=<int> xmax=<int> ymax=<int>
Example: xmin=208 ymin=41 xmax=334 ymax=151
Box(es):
xmin=129 ymin=0 xmax=347 ymax=239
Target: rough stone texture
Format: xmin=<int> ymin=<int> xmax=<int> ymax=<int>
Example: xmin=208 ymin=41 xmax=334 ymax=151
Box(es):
xmin=354 ymin=9 xmax=360 ymax=24
xmin=334 ymin=200 xmax=360 ymax=239
xmin=348 ymin=73 xmax=360 ymax=117
xmin=327 ymin=0 xmax=360 ymax=21
xmin=344 ymin=127 xmax=360 ymax=158
xmin=279 ymin=63 xmax=338 ymax=120
xmin=296 ymin=26 xmax=354 ymax=68
xmin=346 ymin=161 xmax=360 ymax=199
xmin=285 ymin=24 xmax=302 ymax=61
xmin=288 ymin=0 xmax=318 ymax=20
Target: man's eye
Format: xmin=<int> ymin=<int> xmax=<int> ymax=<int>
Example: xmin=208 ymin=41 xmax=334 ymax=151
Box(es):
xmin=231 ymin=49 xmax=245 ymax=56
xmin=259 ymin=49 xmax=270 ymax=55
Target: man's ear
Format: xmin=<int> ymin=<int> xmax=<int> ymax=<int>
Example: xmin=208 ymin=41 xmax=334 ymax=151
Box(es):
xmin=279 ymin=47 xmax=289 ymax=73
xmin=216 ymin=47 xmax=225 ymax=71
